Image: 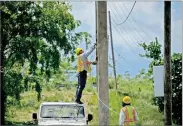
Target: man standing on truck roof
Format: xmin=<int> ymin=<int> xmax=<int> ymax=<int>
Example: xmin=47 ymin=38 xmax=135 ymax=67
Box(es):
xmin=119 ymin=96 xmax=139 ymax=126
xmin=75 ymin=44 xmax=97 ymax=104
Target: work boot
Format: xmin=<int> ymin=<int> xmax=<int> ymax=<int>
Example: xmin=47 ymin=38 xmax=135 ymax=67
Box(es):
xmin=75 ymin=100 xmax=83 ymax=104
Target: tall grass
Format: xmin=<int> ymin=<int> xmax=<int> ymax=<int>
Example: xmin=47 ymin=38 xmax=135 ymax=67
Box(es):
xmin=6 ymin=77 xmax=164 ymax=125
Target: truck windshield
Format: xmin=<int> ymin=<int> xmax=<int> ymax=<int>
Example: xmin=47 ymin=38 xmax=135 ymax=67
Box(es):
xmin=40 ymin=105 xmax=85 ymax=118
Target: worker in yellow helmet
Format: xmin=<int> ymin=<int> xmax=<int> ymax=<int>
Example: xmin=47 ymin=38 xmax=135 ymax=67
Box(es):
xmin=119 ymin=96 xmax=139 ymax=126
xmin=75 ymin=44 xmax=97 ymax=104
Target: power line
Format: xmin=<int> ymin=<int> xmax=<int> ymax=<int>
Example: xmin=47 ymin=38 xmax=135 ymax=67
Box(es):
xmin=117 ymin=1 xmax=136 ymax=26
xmin=108 ymin=4 xmax=142 ymax=51
xmin=108 ymin=4 xmax=139 ymax=53
xmin=109 ymin=2 xmax=153 ymax=56
xmin=111 ymin=20 xmax=142 ymax=57
xmin=116 ymin=1 xmax=154 ymax=42
xmin=110 ymin=16 xmax=151 ymax=62
xmin=113 ymin=48 xmax=128 ymax=64
xmin=110 ymin=2 xmax=143 ymax=47
xmin=112 ymin=21 xmax=136 ymax=53
xmin=108 ymin=3 xmax=151 ymax=62
xmin=113 ymin=2 xmax=147 ymax=43
xmin=121 ymin=2 xmax=152 ymax=41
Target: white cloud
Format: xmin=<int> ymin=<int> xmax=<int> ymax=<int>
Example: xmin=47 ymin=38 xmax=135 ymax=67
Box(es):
xmin=71 ymin=2 xmax=95 ymax=34
xmin=69 ymin=2 xmax=182 ymax=76
xmin=70 ymin=1 xmax=182 ymax=57
xmin=107 ymin=2 xmax=163 ymax=48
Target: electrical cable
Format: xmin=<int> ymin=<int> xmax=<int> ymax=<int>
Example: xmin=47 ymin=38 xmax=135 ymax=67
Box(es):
xmin=109 ymin=2 xmax=144 ymax=50
xmin=108 ymin=4 xmax=140 ymax=53
xmin=116 ymin=1 xmax=136 ymax=26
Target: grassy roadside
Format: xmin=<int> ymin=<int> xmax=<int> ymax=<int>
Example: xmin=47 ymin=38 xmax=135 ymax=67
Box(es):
xmin=6 ymin=78 xmax=164 ymax=125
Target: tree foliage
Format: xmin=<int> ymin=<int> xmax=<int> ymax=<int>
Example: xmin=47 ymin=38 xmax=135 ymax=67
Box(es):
xmin=139 ymin=37 xmax=163 ymax=78
xmin=1 ymin=1 xmax=91 ymax=123
xmin=139 ymin=38 xmax=182 ymax=125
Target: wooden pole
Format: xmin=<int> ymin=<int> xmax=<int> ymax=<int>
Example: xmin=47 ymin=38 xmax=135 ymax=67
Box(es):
xmin=164 ymin=1 xmax=172 ymax=125
xmin=108 ymin=11 xmax=117 ymax=90
xmin=182 ymin=1 xmax=183 ymax=125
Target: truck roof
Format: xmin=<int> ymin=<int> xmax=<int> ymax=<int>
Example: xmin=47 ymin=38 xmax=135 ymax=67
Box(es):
xmin=40 ymin=102 xmax=85 ymax=107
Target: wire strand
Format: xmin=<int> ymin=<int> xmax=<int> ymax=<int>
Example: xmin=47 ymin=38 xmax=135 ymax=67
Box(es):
xmin=112 ymin=2 xmax=145 ymax=44
xmin=88 ymin=49 xmax=120 ymax=115
xmin=108 ymin=4 xmax=140 ymax=53
xmin=92 ymin=86 xmax=120 ymax=115
xmin=110 ymin=2 xmax=143 ymax=50
xmin=121 ymin=2 xmax=151 ymax=42
xmin=116 ymin=1 xmax=136 ymax=26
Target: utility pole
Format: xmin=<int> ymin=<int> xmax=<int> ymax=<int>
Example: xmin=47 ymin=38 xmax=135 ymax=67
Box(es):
xmin=164 ymin=1 xmax=172 ymax=125
xmin=0 ymin=42 xmax=2 ymax=126
xmin=182 ymin=2 xmax=183 ymax=124
xmin=96 ymin=1 xmax=109 ymax=125
xmin=95 ymin=1 xmax=98 ymax=92
xmin=108 ymin=11 xmax=117 ymax=90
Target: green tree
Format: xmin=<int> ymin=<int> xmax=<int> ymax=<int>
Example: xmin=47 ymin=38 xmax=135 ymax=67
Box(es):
xmin=1 ymin=1 xmax=91 ymax=124
xmin=45 ymin=58 xmax=76 ymax=88
xmin=139 ymin=37 xmax=182 ymax=125
xmin=139 ymin=37 xmax=163 ymax=79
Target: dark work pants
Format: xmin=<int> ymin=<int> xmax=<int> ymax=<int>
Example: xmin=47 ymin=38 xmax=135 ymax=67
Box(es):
xmin=75 ymin=70 xmax=87 ymax=101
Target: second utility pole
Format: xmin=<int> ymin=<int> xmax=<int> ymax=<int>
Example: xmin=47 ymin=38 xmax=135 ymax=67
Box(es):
xmin=108 ymin=11 xmax=117 ymax=90
xmin=96 ymin=1 xmax=109 ymax=125
xmin=164 ymin=1 xmax=172 ymax=125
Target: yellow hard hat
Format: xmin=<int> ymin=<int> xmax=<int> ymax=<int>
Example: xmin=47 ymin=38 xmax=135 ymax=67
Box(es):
xmin=75 ymin=48 xmax=83 ymax=55
xmin=122 ymin=96 xmax=131 ymax=104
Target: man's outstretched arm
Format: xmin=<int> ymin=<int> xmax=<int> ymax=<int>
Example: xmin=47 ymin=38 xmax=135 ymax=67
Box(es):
xmin=83 ymin=44 xmax=96 ymax=58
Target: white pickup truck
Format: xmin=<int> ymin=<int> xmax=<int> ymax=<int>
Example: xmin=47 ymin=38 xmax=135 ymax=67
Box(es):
xmin=32 ymin=102 xmax=93 ymax=125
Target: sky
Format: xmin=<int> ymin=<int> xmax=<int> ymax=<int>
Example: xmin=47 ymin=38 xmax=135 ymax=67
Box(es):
xmin=69 ymin=1 xmax=182 ymax=77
